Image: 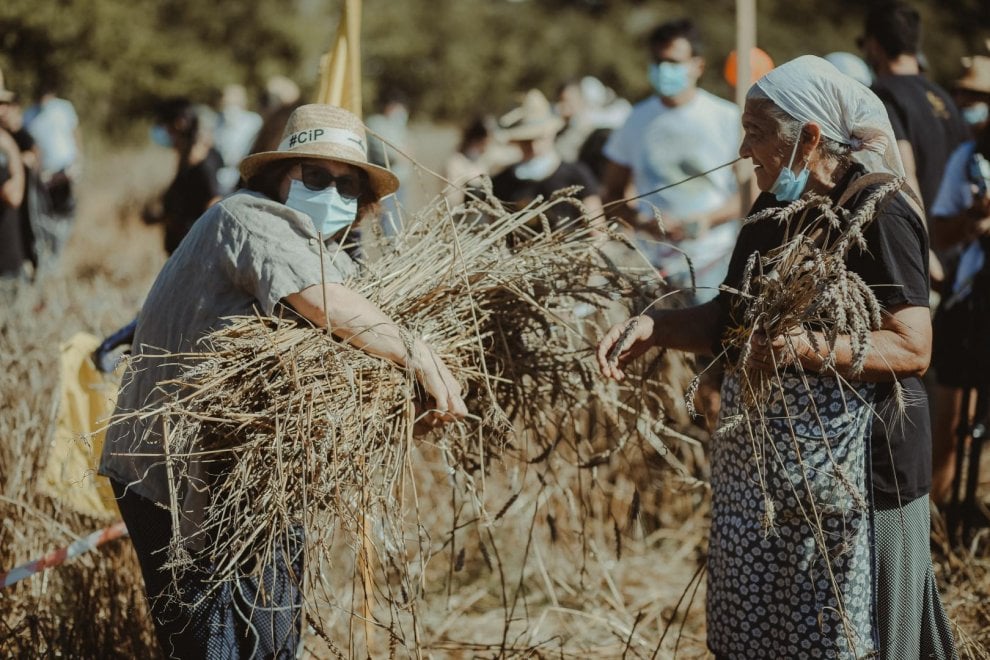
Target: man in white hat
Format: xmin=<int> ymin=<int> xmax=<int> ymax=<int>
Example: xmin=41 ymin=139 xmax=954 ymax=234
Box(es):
xmin=99 ymin=104 xmax=467 ymax=659
xmin=492 ymin=89 xmax=602 ymax=235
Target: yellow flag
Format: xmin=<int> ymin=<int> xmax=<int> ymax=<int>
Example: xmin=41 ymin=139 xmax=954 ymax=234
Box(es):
xmin=317 ymin=0 xmax=363 ymax=118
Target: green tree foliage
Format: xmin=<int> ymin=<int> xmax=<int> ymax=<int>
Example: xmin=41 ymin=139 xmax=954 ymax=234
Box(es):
xmin=1 ymin=0 xmax=988 ymax=139
xmin=0 ymin=0 xmax=329 ymax=137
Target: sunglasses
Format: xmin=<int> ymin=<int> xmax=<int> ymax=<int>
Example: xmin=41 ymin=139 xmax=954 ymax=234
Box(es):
xmin=299 ymin=163 xmax=364 ymax=200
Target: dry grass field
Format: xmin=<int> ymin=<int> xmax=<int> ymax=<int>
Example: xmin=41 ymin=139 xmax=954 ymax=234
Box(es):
xmin=1 ymin=129 xmax=989 ymax=659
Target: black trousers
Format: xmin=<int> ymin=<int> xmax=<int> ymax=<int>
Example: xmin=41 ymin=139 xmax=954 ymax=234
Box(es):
xmin=112 ymin=481 xmax=304 ymax=659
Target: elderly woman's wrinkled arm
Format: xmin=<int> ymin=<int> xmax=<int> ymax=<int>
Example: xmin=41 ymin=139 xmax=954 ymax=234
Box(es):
xmin=597 ymin=300 xmax=722 ymax=381
xmin=749 ymin=303 xmax=931 ymax=382
xmin=285 ymin=283 xmax=468 ymax=422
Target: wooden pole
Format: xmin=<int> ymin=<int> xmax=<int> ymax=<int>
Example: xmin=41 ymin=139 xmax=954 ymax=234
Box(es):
xmin=736 ymin=0 xmax=757 ymax=211
xmin=317 ymin=0 xmax=363 ymax=117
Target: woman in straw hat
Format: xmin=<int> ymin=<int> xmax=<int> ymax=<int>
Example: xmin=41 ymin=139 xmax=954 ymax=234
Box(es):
xmin=99 ymin=103 xmax=467 ymax=658
xmin=598 ymin=56 xmax=956 ymax=659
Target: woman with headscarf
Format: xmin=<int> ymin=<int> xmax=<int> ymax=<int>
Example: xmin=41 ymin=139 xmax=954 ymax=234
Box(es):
xmin=597 ymin=56 xmax=957 ymax=659
xmin=100 ymin=104 xmax=467 ymax=658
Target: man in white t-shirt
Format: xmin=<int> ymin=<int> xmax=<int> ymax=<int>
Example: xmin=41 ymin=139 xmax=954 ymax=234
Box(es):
xmin=24 ymin=82 xmax=82 ymax=218
xmin=602 ymin=18 xmax=742 ymax=302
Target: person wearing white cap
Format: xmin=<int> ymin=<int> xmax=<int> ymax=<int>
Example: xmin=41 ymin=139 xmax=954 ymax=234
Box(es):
xmin=598 ymin=55 xmax=956 ymax=659
xmin=824 ymin=51 xmax=874 ymax=87
xmin=492 ymin=89 xmax=602 ymax=235
xmin=99 ymin=104 xmax=467 ymax=658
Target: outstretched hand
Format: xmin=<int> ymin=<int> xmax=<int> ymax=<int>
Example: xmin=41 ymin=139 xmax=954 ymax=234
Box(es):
xmin=596 ymin=315 xmax=655 ymax=381
xmin=410 ymin=342 xmax=468 ymax=433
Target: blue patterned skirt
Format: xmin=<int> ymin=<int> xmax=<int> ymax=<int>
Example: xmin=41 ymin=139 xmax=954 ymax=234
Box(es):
xmin=707 ymin=372 xmax=878 ymax=658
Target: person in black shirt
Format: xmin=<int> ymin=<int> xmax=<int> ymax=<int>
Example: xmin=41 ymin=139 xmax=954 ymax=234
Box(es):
xmin=597 ymin=56 xmax=956 ymax=659
xmin=859 ymin=1 xmax=969 ymax=224
xmin=143 ymin=98 xmax=223 ymax=255
xmin=0 ymin=124 xmax=25 ymax=279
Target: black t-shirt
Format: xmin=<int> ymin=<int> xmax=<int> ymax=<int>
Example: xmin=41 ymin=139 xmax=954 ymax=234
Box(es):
xmin=492 ymin=160 xmax=598 ymax=231
xmin=871 ymin=74 xmax=969 ymax=220
xmin=11 ymin=127 xmax=35 ymax=154
xmin=0 ymin=138 xmax=25 ymax=276
xmin=162 ymin=147 xmax=223 ymax=255
xmin=714 ymin=166 xmax=932 ymax=506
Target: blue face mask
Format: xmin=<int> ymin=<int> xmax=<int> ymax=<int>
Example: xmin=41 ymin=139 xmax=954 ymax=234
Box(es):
xmin=514 ymin=152 xmax=560 ymax=181
xmin=150 ymin=125 xmax=173 ymax=149
xmin=648 ymin=61 xmax=691 ymax=98
xmin=284 ymin=179 xmax=358 ymax=238
xmin=769 ymin=130 xmax=810 ymax=202
xmin=962 ymin=102 xmax=989 ymax=127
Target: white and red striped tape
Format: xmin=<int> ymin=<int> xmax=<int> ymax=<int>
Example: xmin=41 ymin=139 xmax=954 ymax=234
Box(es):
xmin=1 ymin=521 xmax=128 ymax=589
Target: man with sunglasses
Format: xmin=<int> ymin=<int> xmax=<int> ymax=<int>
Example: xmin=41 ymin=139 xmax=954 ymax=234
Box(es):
xmin=99 ymin=104 xmax=467 ymax=659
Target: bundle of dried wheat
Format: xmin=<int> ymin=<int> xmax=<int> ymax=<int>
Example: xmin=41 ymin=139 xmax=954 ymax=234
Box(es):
xmin=716 ymin=177 xmax=905 ymax=402
xmin=113 ymin=188 xmax=686 ymax=618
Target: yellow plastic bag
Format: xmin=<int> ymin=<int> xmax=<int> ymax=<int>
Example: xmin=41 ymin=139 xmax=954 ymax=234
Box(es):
xmin=40 ymin=332 xmax=119 ymax=518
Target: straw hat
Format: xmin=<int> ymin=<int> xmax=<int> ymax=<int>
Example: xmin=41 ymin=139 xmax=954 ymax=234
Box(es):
xmin=239 ymin=103 xmax=399 ymax=198
xmin=498 ymin=89 xmax=565 ymax=141
xmin=956 ymin=54 xmax=990 ymax=96
xmin=0 ymin=68 xmax=16 ymax=103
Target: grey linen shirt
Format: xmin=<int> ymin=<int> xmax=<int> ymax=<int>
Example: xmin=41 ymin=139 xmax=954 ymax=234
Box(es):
xmin=99 ymin=190 xmax=356 ymax=512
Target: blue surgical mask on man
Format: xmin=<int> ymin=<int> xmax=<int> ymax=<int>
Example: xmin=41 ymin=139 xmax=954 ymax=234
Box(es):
xmin=769 ymin=128 xmax=811 ymax=202
xmin=150 ymin=125 xmax=173 ymax=149
xmin=284 ymin=179 xmax=358 ymax=238
xmin=514 ymin=152 xmax=560 ymax=181
xmin=962 ymin=102 xmax=989 ymax=127
xmin=648 ymin=61 xmax=691 ymax=98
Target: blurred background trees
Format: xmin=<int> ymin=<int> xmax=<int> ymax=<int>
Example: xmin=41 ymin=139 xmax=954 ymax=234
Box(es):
xmin=0 ymin=0 xmax=988 ymax=140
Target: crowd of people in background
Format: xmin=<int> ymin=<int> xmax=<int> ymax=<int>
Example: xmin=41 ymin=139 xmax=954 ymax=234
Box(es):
xmin=0 ymin=70 xmax=81 ymax=280
xmin=3 ymin=1 xmax=990 ymax=656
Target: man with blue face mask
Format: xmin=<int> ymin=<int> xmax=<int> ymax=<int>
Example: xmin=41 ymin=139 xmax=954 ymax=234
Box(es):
xmin=100 ymin=103 xmax=468 ymax=659
xmin=602 ymin=18 xmax=743 ymax=305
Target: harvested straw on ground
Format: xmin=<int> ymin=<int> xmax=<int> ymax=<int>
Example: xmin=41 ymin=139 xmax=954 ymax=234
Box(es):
xmin=110 ymin=185 xmax=694 ymax=646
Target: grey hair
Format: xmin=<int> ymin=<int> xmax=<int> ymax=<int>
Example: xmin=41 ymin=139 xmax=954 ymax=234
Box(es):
xmin=746 ymin=85 xmax=853 ymax=165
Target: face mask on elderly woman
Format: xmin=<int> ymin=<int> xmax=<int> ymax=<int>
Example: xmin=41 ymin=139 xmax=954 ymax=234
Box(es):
xmin=769 ymin=127 xmax=811 ymax=202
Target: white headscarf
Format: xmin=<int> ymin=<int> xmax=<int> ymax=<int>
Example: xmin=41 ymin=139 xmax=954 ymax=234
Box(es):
xmin=750 ymin=55 xmax=904 ymax=178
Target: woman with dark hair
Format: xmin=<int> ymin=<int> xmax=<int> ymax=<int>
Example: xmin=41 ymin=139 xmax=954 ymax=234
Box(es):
xmin=145 ymin=97 xmax=224 ymax=254
xmin=100 ymin=104 xmax=467 ymax=658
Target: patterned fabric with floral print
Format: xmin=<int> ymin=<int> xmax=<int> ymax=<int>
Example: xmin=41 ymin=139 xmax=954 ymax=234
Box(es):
xmin=707 ymin=371 xmax=878 ymax=658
